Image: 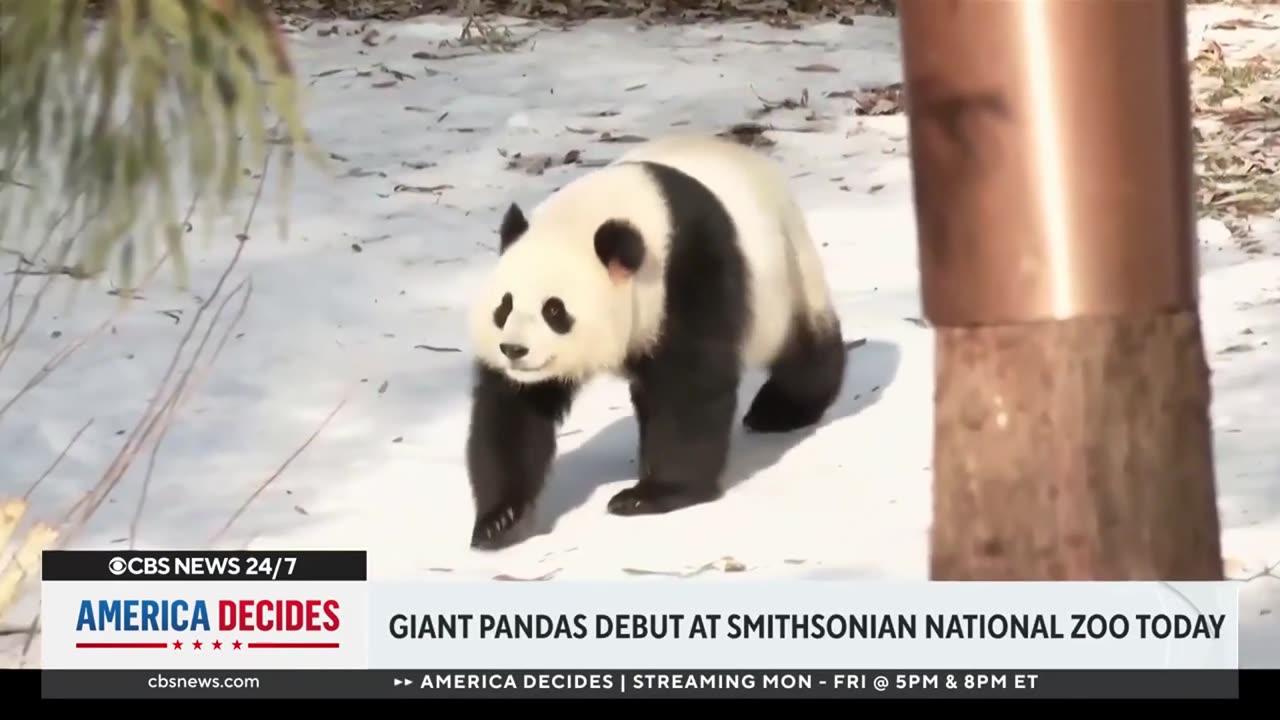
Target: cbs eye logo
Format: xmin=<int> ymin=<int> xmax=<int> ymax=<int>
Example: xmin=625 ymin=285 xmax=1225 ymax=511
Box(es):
xmin=108 ymin=557 xmax=128 ymax=576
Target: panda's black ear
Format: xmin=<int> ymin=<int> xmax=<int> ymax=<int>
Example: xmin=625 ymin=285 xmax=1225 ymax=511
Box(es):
xmin=498 ymin=203 xmax=529 ymax=253
xmin=594 ymin=219 xmax=645 ymax=283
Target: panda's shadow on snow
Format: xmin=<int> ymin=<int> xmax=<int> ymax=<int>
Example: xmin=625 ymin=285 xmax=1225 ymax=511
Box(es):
xmin=530 ymin=338 xmax=902 ymax=536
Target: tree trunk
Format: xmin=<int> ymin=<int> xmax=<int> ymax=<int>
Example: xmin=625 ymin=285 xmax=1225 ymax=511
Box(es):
xmin=930 ymin=312 xmax=1222 ymax=580
xmin=896 ymin=0 xmax=1224 ymax=581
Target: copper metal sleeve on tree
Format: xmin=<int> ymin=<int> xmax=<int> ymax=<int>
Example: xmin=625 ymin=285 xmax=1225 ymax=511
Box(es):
xmin=896 ymin=0 xmax=1223 ymax=580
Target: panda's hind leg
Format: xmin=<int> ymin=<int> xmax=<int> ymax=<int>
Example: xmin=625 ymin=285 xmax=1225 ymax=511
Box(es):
xmin=743 ymin=313 xmax=846 ymax=433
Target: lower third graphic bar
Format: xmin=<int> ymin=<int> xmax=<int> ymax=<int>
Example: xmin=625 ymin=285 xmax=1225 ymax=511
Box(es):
xmin=37 ymin=669 xmax=1242 ymax=699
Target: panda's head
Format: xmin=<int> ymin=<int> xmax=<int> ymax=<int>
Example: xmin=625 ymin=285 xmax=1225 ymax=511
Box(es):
xmin=468 ymin=203 xmax=646 ymax=385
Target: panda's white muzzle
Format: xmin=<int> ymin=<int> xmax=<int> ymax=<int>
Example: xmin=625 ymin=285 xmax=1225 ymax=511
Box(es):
xmin=497 ymin=313 xmax=555 ymax=372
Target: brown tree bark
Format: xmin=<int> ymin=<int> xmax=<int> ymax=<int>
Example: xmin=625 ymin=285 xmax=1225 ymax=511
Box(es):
xmin=930 ymin=311 xmax=1223 ymax=581
xmin=897 ymin=0 xmax=1224 ymax=581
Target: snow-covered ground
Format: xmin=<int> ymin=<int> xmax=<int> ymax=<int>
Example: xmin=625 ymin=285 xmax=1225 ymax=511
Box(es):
xmin=2 ymin=6 xmax=1277 ymax=669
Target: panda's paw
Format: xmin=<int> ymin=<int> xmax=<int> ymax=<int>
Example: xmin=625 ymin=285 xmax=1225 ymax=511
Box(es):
xmin=743 ymin=398 xmax=814 ymax=434
xmin=470 ymin=502 xmax=530 ymax=550
xmin=606 ymin=483 xmax=718 ymax=517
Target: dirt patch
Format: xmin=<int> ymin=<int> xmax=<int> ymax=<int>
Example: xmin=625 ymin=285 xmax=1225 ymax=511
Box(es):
xmin=1191 ymin=20 xmax=1280 ymax=241
xmin=262 ymin=0 xmax=897 ymax=24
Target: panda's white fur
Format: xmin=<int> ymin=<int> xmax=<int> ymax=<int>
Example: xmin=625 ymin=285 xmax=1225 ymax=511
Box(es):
xmin=467 ymin=133 xmax=838 ymax=384
xmin=464 ymin=133 xmax=846 ymax=550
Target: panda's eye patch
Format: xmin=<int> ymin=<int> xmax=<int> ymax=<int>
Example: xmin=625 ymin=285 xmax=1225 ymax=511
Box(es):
xmin=493 ymin=292 xmax=513 ymax=328
xmin=542 ymin=297 xmax=574 ymax=335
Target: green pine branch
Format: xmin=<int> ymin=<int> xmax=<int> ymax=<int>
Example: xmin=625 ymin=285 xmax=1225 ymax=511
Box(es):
xmin=0 ymin=0 xmax=318 ymax=289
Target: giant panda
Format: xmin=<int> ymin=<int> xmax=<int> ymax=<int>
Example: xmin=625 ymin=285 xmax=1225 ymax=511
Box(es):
xmin=464 ymin=133 xmax=846 ymax=550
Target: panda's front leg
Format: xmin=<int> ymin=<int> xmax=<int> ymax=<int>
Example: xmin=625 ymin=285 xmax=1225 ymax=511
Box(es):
xmin=608 ymin=352 xmax=737 ymax=516
xmin=465 ymin=362 xmax=578 ymax=549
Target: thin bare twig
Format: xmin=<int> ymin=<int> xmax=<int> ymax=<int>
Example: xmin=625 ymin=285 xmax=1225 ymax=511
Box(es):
xmin=23 ymin=417 xmax=95 ymax=500
xmin=18 ymin=612 xmax=39 ymax=667
xmin=0 ymin=247 xmax=34 ymax=261
xmin=0 ymin=205 xmax=75 ymax=353
xmin=4 ymin=266 xmax=92 ymax=278
xmin=0 ymin=193 xmax=197 ymax=418
xmin=0 ymin=222 xmax=80 ymax=375
xmin=66 ymin=247 xmax=244 ymax=539
xmin=129 ymin=277 xmax=254 ymax=548
xmin=53 ymin=485 xmax=97 ymax=535
xmin=1 ymin=255 xmax=24 ymax=346
xmin=0 ymin=251 xmax=170 ymax=426
xmin=209 ymin=394 xmax=349 ymax=547
xmin=60 ymin=132 xmax=278 ymax=550
xmin=1232 ymin=559 xmax=1280 ymax=584
xmin=70 ymin=204 xmax=268 ymax=543
xmin=0 ymin=204 xmax=102 ymax=345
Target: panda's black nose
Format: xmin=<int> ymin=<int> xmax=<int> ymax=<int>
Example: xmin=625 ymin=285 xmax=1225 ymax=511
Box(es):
xmin=499 ymin=343 xmax=529 ymax=360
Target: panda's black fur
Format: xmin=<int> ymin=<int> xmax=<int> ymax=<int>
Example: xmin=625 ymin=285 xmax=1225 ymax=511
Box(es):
xmin=465 ymin=142 xmax=846 ymax=550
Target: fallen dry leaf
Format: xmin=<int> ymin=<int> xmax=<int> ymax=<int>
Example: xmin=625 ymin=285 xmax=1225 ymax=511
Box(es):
xmin=502 ymin=149 xmax=582 ymax=175
xmin=393 ymin=183 xmax=453 ymax=194
xmin=270 ymin=0 xmax=898 ymax=25
xmin=598 ymin=132 xmax=648 ymax=143
xmin=493 ymin=568 xmax=561 ymax=581
xmin=850 ymin=82 xmax=905 ymax=115
xmin=1211 ymin=18 xmax=1278 ymax=31
xmin=751 ymin=88 xmax=809 ymax=118
xmin=718 ymin=123 xmax=776 ymax=148
xmin=1190 ymin=34 xmax=1280 ymax=239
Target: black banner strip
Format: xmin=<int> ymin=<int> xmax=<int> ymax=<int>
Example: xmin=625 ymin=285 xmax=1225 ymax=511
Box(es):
xmin=0 ymin=669 xmax=1270 ymax=699
xmin=41 ymin=550 xmax=367 ymax=582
